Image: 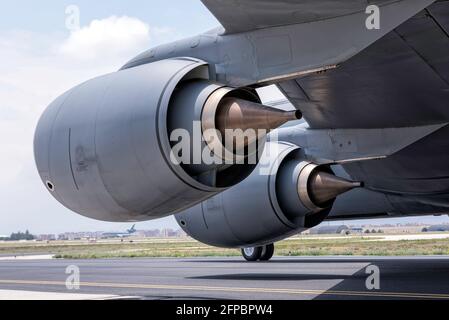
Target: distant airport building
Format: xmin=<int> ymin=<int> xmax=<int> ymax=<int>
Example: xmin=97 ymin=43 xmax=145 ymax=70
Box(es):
xmin=161 ymin=228 xmax=179 ymax=237
xmin=422 ymin=224 xmax=449 ymax=232
xmin=371 ymin=225 xmax=423 ymax=234
xmin=58 ymin=232 xmax=102 ymax=241
xmin=142 ymin=229 xmax=162 ymax=238
xmin=36 ymin=234 xmax=56 ymax=241
xmin=309 ymin=225 xmax=350 ymax=235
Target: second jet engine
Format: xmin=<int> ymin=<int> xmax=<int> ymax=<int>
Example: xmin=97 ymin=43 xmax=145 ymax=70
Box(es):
xmin=175 ymin=142 xmax=362 ymax=247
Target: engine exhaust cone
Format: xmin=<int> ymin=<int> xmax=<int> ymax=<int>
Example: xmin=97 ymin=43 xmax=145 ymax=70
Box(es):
xmin=215 ymin=98 xmax=301 ymax=150
xmin=309 ymin=171 xmax=363 ymax=206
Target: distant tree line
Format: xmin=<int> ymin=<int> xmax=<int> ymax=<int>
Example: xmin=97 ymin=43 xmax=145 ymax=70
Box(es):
xmin=0 ymin=230 xmax=35 ymax=241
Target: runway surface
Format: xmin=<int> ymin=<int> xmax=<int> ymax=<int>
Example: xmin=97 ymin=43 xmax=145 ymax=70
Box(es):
xmin=0 ymin=256 xmax=449 ymax=300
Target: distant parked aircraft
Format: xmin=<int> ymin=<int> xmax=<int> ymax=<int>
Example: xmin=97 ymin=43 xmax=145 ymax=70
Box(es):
xmin=102 ymin=225 xmax=137 ymax=239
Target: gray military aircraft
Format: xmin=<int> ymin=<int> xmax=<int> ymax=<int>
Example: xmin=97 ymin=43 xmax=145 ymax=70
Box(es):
xmin=34 ymin=0 xmax=449 ymax=261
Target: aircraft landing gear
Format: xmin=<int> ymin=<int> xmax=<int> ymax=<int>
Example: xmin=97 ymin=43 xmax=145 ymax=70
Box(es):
xmin=241 ymin=243 xmax=274 ymax=261
xmin=260 ymin=243 xmax=275 ymax=261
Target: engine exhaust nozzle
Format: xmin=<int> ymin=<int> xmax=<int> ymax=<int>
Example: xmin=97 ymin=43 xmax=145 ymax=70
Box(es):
xmin=308 ymin=171 xmax=363 ymax=207
xmin=215 ymin=97 xmax=302 ymax=151
xmin=216 ymin=98 xmax=301 ymax=133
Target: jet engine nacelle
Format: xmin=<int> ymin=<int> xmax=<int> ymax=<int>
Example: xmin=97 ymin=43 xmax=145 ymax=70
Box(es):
xmin=175 ymin=142 xmax=361 ymax=247
xmin=34 ymin=58 xmax=299 ymax=222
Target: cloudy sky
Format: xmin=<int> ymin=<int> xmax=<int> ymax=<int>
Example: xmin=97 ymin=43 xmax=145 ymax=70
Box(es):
xmin=0 ymin=1 xmax=222 ymax=234
xmin=0 ymin=1 xmax=447 ymax=235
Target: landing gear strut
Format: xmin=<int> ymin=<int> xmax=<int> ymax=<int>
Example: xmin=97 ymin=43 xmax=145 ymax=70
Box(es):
xmin=241 ymin=244 xmax=274 ymax=261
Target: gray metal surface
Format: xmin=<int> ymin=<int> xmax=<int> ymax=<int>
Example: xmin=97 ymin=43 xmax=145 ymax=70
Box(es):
xmin=275 ymin=124 xmax=447 ymax=163
xmin=176 ymin=142 xmax=359 ymax=248
xmin=278 ymin=2 xmax=449 ymax=129
xmin=176 ymin=142 xmax=303 ymax=247
xmin=1 ymin=257 xmax=449 ymax=300
xmin=123 ymin=1 xmax=433 ymax=87
xmin=201 ymin=0 xmax=398 ymax=34
xmin=274 ymin=1 xmax=449 ymax=216
xmin=34 ymin=58 xmax=239 ymax=222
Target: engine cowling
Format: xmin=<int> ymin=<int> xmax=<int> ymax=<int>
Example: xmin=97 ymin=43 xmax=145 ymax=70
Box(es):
xmin=34 ymin=58 xmax=298 ymax=222
xmin=175 ymin=141 xmax=362 ymax=247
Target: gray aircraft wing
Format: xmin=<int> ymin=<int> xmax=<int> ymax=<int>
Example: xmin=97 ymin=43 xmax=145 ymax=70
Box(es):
xmin=201 ymin=0 xmax=396 ymax=34
xmin=277 ymin=1 xmax=449 ymax=129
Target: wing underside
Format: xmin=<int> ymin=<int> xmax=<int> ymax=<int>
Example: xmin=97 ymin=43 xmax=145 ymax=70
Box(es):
xmin=201 ymin=0 xmax=397 ymax=34
xmin=277 ymin=1 xmax=449 ymax=129
xmin=199 ymin=0 xmax=449 ymax=129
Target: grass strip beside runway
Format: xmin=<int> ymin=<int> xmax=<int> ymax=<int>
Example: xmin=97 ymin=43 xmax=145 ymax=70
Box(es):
xmin=1 ymin=235 xmax=449 ymax=259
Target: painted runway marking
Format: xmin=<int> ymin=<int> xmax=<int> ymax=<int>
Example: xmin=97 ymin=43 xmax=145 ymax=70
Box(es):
xmin=0 ymin=289 xmax=133 ymax=300
xmin=0 ymin=279 xmax=448 ymax=299
xmin=0 ymin=255 xmax=54 ymax=261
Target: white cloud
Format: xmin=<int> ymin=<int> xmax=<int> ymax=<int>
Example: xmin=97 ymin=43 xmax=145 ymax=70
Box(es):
xmin=60 ymin=16 xmax=151 ymax=61
xmin=0 ymin=16 xmax=178 ymax=234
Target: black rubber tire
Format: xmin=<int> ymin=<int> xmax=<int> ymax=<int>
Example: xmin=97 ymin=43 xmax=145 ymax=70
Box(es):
xmin=241 ymin=247 xmax=263 ymax=261
xmin=259 ymin=244 xmax=275 ymax=261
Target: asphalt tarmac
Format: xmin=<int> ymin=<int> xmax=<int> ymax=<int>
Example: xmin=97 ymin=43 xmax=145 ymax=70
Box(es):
xmin=0 ymin=256 xmax=448 ymax=300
